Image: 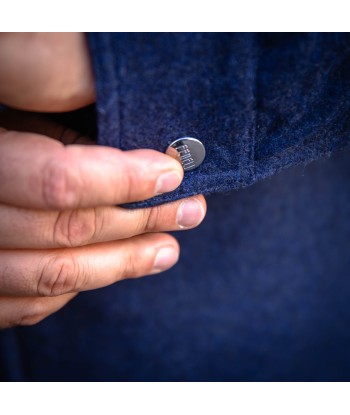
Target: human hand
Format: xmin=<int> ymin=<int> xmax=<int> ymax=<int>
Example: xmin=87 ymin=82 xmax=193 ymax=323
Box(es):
xmin=0 ymin=34 xmax=207 ymax=328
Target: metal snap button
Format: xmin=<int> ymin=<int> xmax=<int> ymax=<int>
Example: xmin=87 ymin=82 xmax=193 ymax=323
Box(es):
xmin=166 ymin=137 xmax=206 ymax=172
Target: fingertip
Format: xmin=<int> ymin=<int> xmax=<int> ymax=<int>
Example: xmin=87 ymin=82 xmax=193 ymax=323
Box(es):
xmin=155 ymin=170 xmax=183 ymax=195
xmin=176 ymin=195 xmax=207 ymax=229
xmin=151 ymin=245 xmax=180 ymax=274
xmin=124 ymin=148 xmax=184 ymax=198
xmin=195 ymin=194 xmax=207 ymax=216
xmin=139 ymin=232 xmax=180 ymax=275
xmin=129 ymin=148 xmax=183 ymax=174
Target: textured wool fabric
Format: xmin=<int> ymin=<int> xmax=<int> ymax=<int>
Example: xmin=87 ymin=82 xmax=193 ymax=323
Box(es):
xmin=1 ymin=149 xmax=350 ymax=381
xmin=87 ymin=33 xmax=350 ymax=207
xmin=1 ymin=33 xmax=350 ymax=381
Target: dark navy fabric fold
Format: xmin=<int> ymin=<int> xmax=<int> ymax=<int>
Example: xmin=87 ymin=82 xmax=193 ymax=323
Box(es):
xmin=87 ymin=33 xmax=350 ymax=207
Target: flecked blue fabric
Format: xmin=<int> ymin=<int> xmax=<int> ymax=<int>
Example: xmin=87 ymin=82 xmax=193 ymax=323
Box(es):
xmin=1 ymin=33 xmax=350 ymax=381
xmin=1 ymin=149 xmax=350 ymax=381
xmin=87 ymin=33 xmax=350 ymax=208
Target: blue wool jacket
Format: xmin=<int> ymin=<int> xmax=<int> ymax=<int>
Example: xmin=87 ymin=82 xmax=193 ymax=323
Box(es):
xmin=1 ymin=33 xmax=350 ymax=381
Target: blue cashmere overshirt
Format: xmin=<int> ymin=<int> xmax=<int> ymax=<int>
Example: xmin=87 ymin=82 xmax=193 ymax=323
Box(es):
xmin=1 ymin=33 xmax=350 ymax=381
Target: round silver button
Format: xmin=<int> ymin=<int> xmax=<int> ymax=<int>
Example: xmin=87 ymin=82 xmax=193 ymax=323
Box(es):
xmin=166 ymin=137 xmax=206 ymax=172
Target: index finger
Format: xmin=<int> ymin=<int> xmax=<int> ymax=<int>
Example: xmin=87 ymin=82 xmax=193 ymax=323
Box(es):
xmin=0 ymin=129 xmax=183 ymax=209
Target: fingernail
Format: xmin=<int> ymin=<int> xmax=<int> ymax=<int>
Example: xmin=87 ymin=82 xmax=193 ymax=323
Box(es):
xmin=155 ymin=171 xmax=182 ymax=195
xmin=177 ymin=198 xmax=205 ymax=229
xmin=152 ymin=246 xmax=179 ymax=274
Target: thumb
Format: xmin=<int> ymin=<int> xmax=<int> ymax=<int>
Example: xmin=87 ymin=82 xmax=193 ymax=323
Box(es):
xmin=0 ymin=127 xmax=183 ymax=210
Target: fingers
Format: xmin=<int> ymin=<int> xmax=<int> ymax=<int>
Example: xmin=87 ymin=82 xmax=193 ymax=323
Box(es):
xmin=0 ymin=195 xmax=206 ymax=249
xmin=0 ymin=33 xmax=95 ymax=111
xmin=0 ymin=293 xmax=77 ymax=329
xmin=0 ymin=129 xmax=183 ymax=209
xmin=0 ymin=233 xmax=180 ymax=297
xmin=0 ymin=108 xmax=96 ymax=145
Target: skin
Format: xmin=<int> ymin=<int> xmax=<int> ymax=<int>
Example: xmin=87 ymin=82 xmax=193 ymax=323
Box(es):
xmin=0 ymin=33 xmax=207 ymax=329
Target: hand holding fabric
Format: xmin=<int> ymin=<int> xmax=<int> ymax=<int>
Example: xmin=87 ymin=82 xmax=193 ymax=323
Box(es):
xmin=0 ymin=34 xmax=206 ymax=328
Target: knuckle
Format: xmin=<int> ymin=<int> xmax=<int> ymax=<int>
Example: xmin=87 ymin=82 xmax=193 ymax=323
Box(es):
xmin=119 ymin=249 xmax=138 ymax=280
xmin=120 ymin=165 xmax=146 ymax=202
xmin=135 ymin=206 xmax=162 ymax=234
xmin=118 ymin=239 xmax=157 ymax=280
xmin=121 ymin=170 xmax=136 ymax=202
xmin=41 ymin=154 xmax=80 ymax=209
xmin=37 ymin=254 xmax=82 ymax=296
xmin=17 ymin=300 xmax=48 ymax=327
xmin=53 ymin=208 xmax=99 ymax=248
xmin=141 ymin=206 xmax=162 ymax=233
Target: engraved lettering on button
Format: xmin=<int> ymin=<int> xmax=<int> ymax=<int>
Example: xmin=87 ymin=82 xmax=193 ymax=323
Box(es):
xmin=182 ymin=157 xmax=195 ymax=166
xmin=179 ymin=149 xmax=195 ymax=168
xmin=177 ymin=145 xmax=189 ymax=151
xmin=166 ymin=137 xmax=206 ymax=172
